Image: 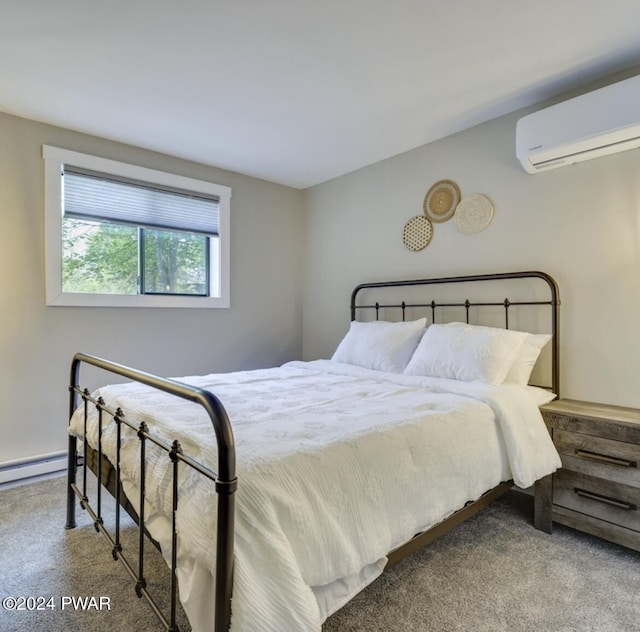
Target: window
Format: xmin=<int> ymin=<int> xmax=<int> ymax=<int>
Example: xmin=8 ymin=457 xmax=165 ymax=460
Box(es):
xmin=44 ymin=146 xmax=231 ymax=308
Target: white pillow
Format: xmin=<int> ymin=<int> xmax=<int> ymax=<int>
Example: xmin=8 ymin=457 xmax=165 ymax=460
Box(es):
xmin=442 ymin=322 xmax=552 ymax=385
xmin=504 ymin=332 xmax=552 ymax=385
xmin=331 ymin=318 xmax=427 ymax=373
xmin=403 ymin=323 xmax=528 ymax=384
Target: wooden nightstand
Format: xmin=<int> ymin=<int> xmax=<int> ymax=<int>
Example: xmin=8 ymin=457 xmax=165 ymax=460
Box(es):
xmin=534 ymin=399 xmax=640 ymax=552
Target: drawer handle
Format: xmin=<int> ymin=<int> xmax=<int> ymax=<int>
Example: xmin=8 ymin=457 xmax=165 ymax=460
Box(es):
xmin=574 ymin=487 xmax=636 ymax=511
xmin=575 ymin=449 xmax=637 ymax=468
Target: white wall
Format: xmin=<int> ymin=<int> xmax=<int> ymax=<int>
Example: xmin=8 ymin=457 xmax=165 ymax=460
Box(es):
xmin=302 ymin=75 xmax=640 ymax=408
xmin=0 ymin=112 xmax=304 ymax=467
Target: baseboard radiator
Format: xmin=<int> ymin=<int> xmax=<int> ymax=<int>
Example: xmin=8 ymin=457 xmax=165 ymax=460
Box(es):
xmin=0 ymin=451 xmax=67 ymax=484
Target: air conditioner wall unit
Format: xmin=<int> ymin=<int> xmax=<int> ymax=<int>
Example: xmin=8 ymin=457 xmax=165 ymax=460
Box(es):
xmin=516 ymin=74 xmax=640 ymax=174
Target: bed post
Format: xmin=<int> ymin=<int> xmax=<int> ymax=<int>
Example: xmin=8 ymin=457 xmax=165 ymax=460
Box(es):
xmin=65 ymin=435 xmax=78 ymax=529
xmin=66 ymin=356 xmax=81 ymax=529
xmin=203 ymin=392 xmax=237 ymax=632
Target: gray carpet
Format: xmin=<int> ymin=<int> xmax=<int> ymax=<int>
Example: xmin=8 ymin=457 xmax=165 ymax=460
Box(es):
xmin=0 ymin=473 xmax=191 ymax=632
xmin=1 ymin=474 xmax=639 ymax=632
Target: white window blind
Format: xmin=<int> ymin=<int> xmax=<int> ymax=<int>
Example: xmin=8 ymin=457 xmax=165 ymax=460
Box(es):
xmin=63 ymin=166 xmax=220 ymax=236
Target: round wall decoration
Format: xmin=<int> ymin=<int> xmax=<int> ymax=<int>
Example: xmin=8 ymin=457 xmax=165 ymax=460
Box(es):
xmin=455 ymin=193 xmax=494 ymax=234
xmin=403 ymin=215 xmax=433 ymax=251
xmin=423 ymin=179 xmax=461 ymax=223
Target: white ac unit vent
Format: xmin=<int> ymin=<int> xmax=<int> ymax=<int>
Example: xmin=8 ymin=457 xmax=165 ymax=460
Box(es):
xmin=516 ymin=74 xmax=640 ymax=174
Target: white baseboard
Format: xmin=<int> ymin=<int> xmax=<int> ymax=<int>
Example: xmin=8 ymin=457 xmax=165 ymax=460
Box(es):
xmin=0 ymin=451 xmax=67 ymax=485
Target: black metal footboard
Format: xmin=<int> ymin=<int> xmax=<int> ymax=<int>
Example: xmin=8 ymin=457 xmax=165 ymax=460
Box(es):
xmin=65 ymin=352 xmax=237 ymax=632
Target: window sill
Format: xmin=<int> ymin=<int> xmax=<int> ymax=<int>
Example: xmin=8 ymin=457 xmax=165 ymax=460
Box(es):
xmin=46 ymin=292 xmax=229 ymax=309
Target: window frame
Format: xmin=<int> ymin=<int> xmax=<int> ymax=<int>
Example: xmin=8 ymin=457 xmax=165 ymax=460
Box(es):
xmin=43 ymin=145 xmax=231 ymax=308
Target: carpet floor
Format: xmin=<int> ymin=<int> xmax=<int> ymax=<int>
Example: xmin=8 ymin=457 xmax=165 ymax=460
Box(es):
xmin=1 ymin=474 xmax=639 ymax=632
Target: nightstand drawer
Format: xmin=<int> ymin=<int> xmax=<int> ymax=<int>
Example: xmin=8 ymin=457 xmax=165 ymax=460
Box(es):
xmin=554 ymin=429 xmax=640 ymax=488
xmin=554 ymin=469 xmax=640 ymax=532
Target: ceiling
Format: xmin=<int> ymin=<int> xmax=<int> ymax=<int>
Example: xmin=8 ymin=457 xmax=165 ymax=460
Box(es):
xmin=3 ymin=1 xmax=640 ymax=189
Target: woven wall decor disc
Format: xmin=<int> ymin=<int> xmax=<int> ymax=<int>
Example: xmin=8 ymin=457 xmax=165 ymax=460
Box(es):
xmin=403 ymin=215 xmax=433 ymax=251
xmin=423 ymin=179 xmax=461 ymax=223
xmin=455 ymin=193 xmax=494 ymax=234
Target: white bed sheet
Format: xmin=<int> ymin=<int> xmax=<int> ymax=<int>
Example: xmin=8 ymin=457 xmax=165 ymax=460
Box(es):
xmin=69 ymin=359 xmax=560 ymax=632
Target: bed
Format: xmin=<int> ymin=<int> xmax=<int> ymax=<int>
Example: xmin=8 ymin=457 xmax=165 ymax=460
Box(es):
xmin=65 ymin=270 xmax=562 ymax=632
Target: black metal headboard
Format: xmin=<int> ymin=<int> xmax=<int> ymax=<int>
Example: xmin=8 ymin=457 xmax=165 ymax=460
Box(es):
xmin=350 ymin=271 xmax=560 ymax=396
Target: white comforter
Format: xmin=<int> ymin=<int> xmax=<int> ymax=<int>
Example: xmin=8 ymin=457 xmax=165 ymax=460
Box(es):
xmin=69 ymin=359 xmax=560 ymax=632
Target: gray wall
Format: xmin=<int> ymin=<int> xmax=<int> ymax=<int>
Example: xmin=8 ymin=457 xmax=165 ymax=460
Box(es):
xmin=0 ymin=112 xmax=304 ymax=466
xmin=302 ymin=74 xmax=640 ymax=408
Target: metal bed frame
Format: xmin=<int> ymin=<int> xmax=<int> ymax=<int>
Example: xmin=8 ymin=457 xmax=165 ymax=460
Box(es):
xmin=65 ymin=270 xmax=560 ymax=632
